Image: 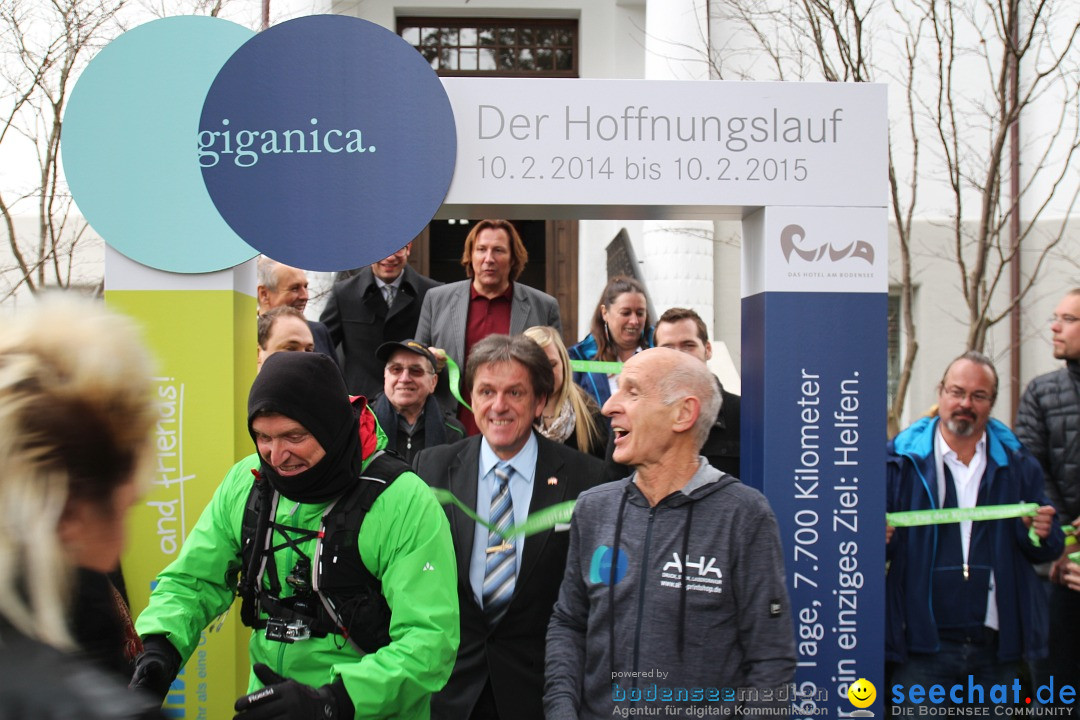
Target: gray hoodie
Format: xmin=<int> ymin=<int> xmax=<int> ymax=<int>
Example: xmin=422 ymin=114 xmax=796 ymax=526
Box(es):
xmin=544 ymin=461 xmax=796 ymax=719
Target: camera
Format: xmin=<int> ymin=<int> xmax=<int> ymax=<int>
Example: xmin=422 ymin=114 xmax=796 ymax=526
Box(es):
xmin=265 ymin=617 xmax=312 ymax=643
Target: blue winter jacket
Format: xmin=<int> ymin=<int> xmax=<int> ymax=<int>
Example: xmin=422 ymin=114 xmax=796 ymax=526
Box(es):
xmin=568 ymin=330 xmax=653 ymax=411
xmin=885 ymin=416 xmax=1063 ymax=663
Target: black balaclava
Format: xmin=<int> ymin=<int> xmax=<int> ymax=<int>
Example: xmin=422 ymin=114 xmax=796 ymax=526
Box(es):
xmin=247 ymin=352 xmax=361 ymax=503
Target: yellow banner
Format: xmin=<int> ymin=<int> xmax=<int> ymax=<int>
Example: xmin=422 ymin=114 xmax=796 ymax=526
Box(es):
xmin=107 ymin=289 xmax=256 ymax=719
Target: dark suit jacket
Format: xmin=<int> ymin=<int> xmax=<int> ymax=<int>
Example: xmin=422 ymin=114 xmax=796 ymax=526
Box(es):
xmin=413 ymin=432 xmax=603 ymax=720
xmin=319 ymin=265 xmax=441 ymax=397
xmin=415 ymin=279 xmax=561 ymax=410
xmin=308 ymin=320 xmax=337 ymax=364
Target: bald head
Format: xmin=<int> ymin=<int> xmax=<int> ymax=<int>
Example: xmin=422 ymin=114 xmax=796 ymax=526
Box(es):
xmin=604 ymin=348 xmax=720 ymax=467
xmin=646 ymin=348 xmax=719 ymax=449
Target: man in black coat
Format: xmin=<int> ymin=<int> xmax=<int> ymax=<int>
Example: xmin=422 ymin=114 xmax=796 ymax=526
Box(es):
xmin=320 ymin=242 xmax=441 ymax=397
xmin=414 ymin=334 xmax=603 ymax=720
xmin=1015 ymin=287 xmax=1080 ymax=704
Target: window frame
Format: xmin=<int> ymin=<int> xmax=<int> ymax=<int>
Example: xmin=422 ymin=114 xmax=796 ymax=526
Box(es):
xmin=397 ymin=17 xmax=579 ymax=78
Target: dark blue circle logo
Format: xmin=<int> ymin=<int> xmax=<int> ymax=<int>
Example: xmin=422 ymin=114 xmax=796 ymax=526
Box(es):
xmin=199 ymin=15 xmax=456 ymax=271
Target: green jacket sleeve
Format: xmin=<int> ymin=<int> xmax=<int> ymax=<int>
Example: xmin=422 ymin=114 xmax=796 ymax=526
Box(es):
xmin=133 ymin=456 xmax=254 ymax=661
xmin=333 ymin=470 xmax=460 ymax=718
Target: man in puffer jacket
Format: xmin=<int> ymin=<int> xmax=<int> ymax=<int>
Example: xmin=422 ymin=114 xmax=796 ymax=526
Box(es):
xmin=1015 ymin=288 xmax=1080 ymax=704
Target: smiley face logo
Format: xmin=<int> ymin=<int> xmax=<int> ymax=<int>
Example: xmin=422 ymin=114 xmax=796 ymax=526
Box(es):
xmin=848 ymin=678 xmax=877 ymax=708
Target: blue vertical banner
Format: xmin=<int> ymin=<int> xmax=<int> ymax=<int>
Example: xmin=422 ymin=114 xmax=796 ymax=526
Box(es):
xmin=742 ymin=206 xmax=888 ymax=718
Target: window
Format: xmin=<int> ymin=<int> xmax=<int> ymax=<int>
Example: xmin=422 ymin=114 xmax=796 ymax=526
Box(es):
xmin=398 ymin=18 xmax=578 ymax=77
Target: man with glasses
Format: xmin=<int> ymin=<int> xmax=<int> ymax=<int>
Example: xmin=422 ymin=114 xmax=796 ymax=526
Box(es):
xmin=373 ymin=339 xmax=464 ymax=464
xmin=1016 ymin=288 xmax=1080 ymax=704
xmin=886 ymin=351 xmax=1061 ymax=705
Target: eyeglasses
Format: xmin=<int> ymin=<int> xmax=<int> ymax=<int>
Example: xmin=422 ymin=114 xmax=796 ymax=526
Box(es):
xmin=941 ymin=386 xmax=993 ymax=405
xmin=1051 ymin=314 xmax=1080 ymax=325
xmin=385 ymin=363 xmax=432 ymax=378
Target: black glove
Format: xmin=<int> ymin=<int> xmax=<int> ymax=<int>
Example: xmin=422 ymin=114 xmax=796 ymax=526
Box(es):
xmin=233 ymin=663 xmax=353 ymax=720
xmin=129 ymin=634 xmax=182 ymax=702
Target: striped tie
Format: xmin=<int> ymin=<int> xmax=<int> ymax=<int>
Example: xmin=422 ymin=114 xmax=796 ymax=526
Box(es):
xmin=483 ymin=464 xmax=516 ymax=614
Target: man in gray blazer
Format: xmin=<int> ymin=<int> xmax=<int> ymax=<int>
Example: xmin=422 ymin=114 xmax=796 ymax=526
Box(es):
xmin=416 ymin=219 xmax=561 ymax=433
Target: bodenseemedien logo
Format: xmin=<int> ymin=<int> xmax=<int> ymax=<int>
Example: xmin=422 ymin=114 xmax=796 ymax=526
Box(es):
xmin=890 ymin=676 xmax=1076 ymax=716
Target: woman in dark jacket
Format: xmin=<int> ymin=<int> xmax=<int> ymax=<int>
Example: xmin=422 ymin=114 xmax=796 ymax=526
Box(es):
xmin=0 ymin=296 xmax=164 ymax=719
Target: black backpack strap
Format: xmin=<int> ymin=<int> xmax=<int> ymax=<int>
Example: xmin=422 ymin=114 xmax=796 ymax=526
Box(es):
xmin=238 ymin=469 xmax=277 ymax=629
xmin=314 ymin=450 xmax=410 ymax=653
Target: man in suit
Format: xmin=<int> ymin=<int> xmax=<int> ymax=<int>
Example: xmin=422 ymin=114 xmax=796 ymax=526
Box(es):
xmin=256 ymin=256 xmax=337 ymax=362
xmin=320 ymin=242 xmax=441 ymax=397
xmin=414 ymin=334 xmax=603 ymax=720
xmin=416 ymin=219 xmax=561 ymax=434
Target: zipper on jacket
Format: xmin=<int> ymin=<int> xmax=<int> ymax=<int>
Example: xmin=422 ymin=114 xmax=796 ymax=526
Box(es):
xmin=631 ymin=505 xmax=658 ymax=678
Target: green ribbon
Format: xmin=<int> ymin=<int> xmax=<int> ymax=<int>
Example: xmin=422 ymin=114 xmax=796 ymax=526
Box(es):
xmin=569 ymin=359 xmax=623 ymax=374
xmin=443 ymin=355 xmax=472 ymax=412
xmin=431 ymin=487 xmax=576 ymax=539
xmin=886 ymin=503 xmax=1038 ymax=527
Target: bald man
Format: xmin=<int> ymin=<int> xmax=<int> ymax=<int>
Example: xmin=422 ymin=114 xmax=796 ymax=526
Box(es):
xmin=545 ymin=349 xmax=795 ymax=719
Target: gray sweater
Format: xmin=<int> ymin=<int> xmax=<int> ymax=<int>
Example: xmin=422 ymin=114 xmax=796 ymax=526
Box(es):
xmin=544 ymin=461 xmax=795 ymax=719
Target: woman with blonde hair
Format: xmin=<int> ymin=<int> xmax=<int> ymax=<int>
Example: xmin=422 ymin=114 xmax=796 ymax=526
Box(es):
xmin=0 ymin=295 xmax=164 ymax=718
xmin=523 ymin=326 xmax=608 ymax=459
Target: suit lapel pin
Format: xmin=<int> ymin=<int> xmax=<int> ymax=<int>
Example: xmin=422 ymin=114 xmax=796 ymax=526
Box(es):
xmin=547 ymin=477 xmax=558 ymax=486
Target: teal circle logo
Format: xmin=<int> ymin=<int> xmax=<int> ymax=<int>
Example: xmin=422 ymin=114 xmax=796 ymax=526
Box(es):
xmin=589 ymin=545 xmax=629 ymax=585
xmin=63 ymin=15 xmax=457 ymax=274
xmin=63 ymin=17 xmax=257 ymax=273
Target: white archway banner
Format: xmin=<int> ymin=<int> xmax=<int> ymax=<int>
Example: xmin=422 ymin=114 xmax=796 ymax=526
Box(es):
xmin=440 ymin=78 xmax=887 ymax=217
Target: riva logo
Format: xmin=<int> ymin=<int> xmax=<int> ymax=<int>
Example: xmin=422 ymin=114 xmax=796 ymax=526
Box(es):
xmin=781 ymin=224 xmax=875 ymax=265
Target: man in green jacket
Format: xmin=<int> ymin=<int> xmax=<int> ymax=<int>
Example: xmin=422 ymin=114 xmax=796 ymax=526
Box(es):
xmin=131 ymin=352 xmax=459 ymax=719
